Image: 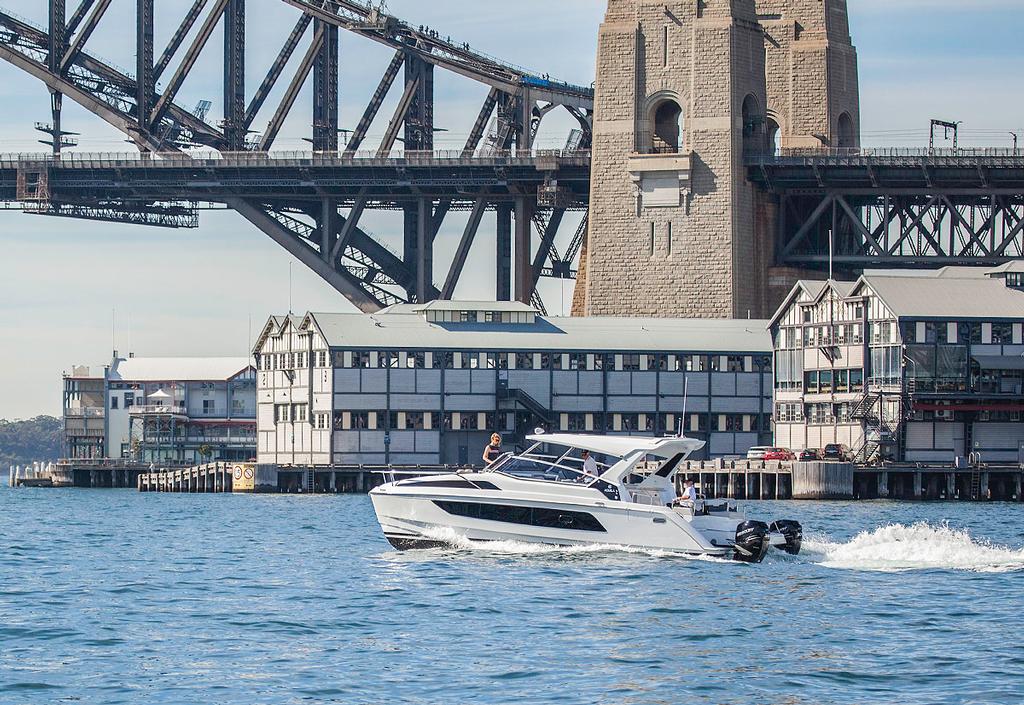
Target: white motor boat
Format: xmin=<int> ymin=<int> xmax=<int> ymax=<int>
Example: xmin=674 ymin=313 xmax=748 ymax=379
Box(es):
xmin=370 ymin=432 xmax=802 ymax=563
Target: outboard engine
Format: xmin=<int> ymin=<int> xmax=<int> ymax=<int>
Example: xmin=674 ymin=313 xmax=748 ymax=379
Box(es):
xmin=769 ymin=520 xmax=803 ymax=555
xmin=733 ymin=520 xmax=770 ymax=563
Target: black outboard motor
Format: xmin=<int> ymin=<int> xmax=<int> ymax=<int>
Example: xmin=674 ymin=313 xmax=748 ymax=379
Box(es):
xmin=733 ymin=520 xmax=770 ymax=563
xmin=770 ymin=520 xmax=803 ymax=555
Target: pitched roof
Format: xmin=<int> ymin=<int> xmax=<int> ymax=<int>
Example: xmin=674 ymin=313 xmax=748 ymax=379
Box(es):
xmin=303 ymin=309 xmax=772 ymax=353
xmin=860 ymin=275 xmax=1024 ymax=319
xmin=108 ymin=357 xmax=253 ymax=382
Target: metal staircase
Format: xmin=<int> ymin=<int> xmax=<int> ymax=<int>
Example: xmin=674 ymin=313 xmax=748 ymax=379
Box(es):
xmin=497 ymin=386 xmax=553 ymax=425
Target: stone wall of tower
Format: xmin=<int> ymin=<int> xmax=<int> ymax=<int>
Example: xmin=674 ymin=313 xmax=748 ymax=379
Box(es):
xmin=582 ymin=0 xmax=768 ymax=319
xmin=756 ymin=0 xmax=860 ymax=149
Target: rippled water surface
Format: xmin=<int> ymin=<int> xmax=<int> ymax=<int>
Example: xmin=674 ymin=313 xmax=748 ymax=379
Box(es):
xmin=2 ymin=485 xmax=1024 ymax=705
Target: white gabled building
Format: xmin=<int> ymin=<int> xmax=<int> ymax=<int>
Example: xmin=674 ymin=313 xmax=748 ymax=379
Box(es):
xmin=253 ymin=302 xmax=776 ymax=471
xmin=770 ymin=264 xmax=1024 ymax=465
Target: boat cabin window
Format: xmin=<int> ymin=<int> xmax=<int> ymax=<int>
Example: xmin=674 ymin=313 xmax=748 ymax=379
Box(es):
xmin=493 ymin=455 xmax=593 ymax=485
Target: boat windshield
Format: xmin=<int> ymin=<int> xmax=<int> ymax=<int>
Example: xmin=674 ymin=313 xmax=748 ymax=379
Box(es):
xmin=491 ymin=454 xmax=596 ymax=486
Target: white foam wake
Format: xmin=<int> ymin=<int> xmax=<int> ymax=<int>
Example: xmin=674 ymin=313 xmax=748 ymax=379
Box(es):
xmin=802 ymin=522 xmax=1024 ymax=573
xmin=408 ymin=525 xmax=727 ymax=562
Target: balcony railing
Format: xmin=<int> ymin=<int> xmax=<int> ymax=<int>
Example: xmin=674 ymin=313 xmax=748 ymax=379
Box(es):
xmin=130 ymin=404 xmax=188 ymax=416
xmin=65 ymin=407 xmax=104 ymax=418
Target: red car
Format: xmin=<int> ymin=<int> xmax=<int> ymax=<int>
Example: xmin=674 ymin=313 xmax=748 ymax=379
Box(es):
xmin=762 ymin=447 xmax=795 ymax=461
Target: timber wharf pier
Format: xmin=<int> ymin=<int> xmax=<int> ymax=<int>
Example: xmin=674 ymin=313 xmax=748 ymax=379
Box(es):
xmin=17 ymin=459 xmax=1022 ymax=502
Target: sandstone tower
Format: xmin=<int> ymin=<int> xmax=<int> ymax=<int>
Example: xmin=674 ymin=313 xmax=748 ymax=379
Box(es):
xmin=578 ymin=0 xmax=860 ymax=319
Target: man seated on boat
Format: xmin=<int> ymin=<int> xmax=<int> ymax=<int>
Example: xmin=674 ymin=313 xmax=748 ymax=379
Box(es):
xmin=676 ymin=480 xmax=698 ymax=504
xmin=581 ymin=450 xmax=598 ymax=477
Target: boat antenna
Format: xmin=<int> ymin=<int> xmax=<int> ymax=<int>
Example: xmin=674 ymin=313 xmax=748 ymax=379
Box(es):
xmin=678 ymin=376 xmax=689 ymax=438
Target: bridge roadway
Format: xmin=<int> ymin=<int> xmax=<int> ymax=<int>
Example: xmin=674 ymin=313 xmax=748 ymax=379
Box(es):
xmin=0 ymin=149 xmax=592 ymax=208
xmin=3 ymin=147 xmax=1023 ymax=300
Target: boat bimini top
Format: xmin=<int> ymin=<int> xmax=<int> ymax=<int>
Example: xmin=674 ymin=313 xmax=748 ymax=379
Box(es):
xmin=514 ymin=432 xmax=706 ymax=492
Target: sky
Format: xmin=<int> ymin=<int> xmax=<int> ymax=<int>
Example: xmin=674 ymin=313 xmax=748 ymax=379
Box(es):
xmin=0 ymin=0 xmax=1022 ymax=419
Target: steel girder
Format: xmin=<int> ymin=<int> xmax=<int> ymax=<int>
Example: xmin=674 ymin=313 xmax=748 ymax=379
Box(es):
xmin=776 ymin=192 xmax=1024 ymax=267
xmin=751 ymin=154 xmax=1024 ymax=270
xmin=0 ymin=1 xmax=594 ymax=311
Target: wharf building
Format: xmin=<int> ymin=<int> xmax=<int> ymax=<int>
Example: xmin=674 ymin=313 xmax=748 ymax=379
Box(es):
xmin=252 ymin=302 xmax=773 ymax=470
xmin=770 ymin=264 xmax=1024 ymax=466
xmin=62 ymin=354 xmax=257 ymax=464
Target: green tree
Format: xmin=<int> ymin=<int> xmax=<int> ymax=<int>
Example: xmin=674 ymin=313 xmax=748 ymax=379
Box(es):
xmin=0 ymin=416 xmax=62 ymax=468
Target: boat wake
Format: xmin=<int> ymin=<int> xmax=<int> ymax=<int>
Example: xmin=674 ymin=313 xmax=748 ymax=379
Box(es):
xmin=396 ymin=526 xmax=729 ymax=562
xmin=800 ymin=522 xmax=1024 ymax=573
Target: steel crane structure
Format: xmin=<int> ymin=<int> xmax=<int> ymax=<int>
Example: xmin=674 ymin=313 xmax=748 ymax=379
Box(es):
xmin=0 ymin=0 xmax=593 ymax=311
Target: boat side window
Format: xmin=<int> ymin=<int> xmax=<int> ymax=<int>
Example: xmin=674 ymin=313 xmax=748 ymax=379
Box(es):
xmin=497 ymin=456 xmax=593 ymax=485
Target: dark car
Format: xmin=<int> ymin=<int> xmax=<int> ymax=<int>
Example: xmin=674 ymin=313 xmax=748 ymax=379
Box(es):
xmin=822 ymin=443 xmax=851 ymax=461
xmin=798 ymin=448 xmax=821 ymax=461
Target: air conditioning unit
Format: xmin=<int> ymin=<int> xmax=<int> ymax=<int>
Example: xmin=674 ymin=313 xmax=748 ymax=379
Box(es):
xmin=979 ymin=410 xmax=991 ymax=422
xmin=935 ymin=409 xmax=953 ymax=421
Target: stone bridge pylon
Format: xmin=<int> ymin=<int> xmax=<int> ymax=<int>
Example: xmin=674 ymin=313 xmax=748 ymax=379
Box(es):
xmin=578 ymin=0 xmax=859 ymax=318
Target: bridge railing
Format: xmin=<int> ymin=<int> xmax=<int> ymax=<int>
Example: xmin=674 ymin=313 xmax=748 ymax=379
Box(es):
xmin=0 ymin=149 xmax=593 ymax=169
xmin=747 ymin=146 xmax=1024 ymax=164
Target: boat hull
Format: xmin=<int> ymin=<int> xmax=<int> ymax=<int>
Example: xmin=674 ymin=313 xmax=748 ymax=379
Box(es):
xmin=370 ymin=485 xmax=737 ymax=557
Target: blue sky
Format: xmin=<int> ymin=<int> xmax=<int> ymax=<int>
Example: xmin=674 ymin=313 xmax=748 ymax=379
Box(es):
xmin=0 ymin=0 xmax=1021 ymax=418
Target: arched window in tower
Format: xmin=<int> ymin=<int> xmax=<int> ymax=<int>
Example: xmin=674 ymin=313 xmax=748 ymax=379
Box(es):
xmin=742 ymin=95 xmax=766 ymax=156
xmin=651 ymin=100 xmax=684 ymax=153
xmin=837 ymin=112 xmax=856 ymax=152
xmin=766 ymin=117 xmax=782 ymax=156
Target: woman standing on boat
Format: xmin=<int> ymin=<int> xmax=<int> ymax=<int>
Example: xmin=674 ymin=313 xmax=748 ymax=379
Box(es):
xmin=483 ymin=433 xmax=503 ymax=466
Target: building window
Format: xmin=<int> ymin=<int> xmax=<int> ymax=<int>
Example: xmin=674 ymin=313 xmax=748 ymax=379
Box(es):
xmin=622 ymin=354 xmax=641 ymax=371
xmin=515 ymin=352 xmax=534 ymax=370
xmin=992 ymin=323 xmax=1013 ymax=344
xmin=684 ymin=355 xmax=707 ymax=372
xmin=353 ymin=351 xmax=372 ymax=368
xmin=406 ymin=352 xmax=426 ymax=369
xmin=275 ymin=404 xmax=289 ymax=423
xmin=460 ymin=310 xmax=478 ymax=323
xmin=111 ymin=396 xmax=118 ymax=410
xmin=203 ymin=399 xmax=215 ymax=414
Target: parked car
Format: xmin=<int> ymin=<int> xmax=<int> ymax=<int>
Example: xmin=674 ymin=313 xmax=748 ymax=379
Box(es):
xmin=798 ymin=448 xmax=822 ymax=461
xmin=763 ymin=447 xmax=796 ymax=461
xmin=746 ymin=446 xmax=771 ymax=460
xmin=822 ymin=443 xmax=851 ymax=461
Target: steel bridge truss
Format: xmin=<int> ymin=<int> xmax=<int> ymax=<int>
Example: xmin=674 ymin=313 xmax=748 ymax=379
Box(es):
xmin=0 ymin=0 xmax=594 ymax=311
xmin=750 ymin=152 xmax=1024 ymax=270
xmin=777 ymin=192 xmax=1024 ymax=266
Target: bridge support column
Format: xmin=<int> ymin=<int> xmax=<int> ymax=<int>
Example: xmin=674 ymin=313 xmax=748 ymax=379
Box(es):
xmin=514 ymin=196 xmax=533 ymax=304
xmin=496 ymin=204 xmax=512 ymax=301
xmin=224 ymin=0 xmax=246 ymax=150
xmin=312 ymin=18 xmax=339 ymax=152
xmin=416 ymin=197 xmax=432 ymax=303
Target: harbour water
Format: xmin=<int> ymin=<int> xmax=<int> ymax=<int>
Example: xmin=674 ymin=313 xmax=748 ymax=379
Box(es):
xmin=2 ymin=485 xmax=1023 ymax=704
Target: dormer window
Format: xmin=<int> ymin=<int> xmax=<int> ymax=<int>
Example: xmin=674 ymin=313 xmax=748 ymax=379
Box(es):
xmin=459 ymin=310 xmax=478 ymax=323
xmin=1007 ymin=272 xmax=1023 ymax=289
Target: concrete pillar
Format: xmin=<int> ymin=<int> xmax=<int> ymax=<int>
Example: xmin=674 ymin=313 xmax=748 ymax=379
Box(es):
xmin=980 ymin=472 xmax=990 ymax=500
xmin=913 ymin=472 xmax=923 ymax=500
xmin=877 ymin=472 xmax=889 ymax=499
xmin=329 ymin=471 xmax=337 ymax=492
xmin=946 ymin=473 xmax=956 ymax=500
xmin=1014 ymin=474 xmax=1022 ymax=502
